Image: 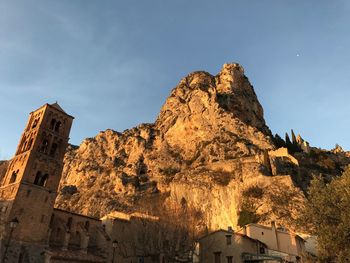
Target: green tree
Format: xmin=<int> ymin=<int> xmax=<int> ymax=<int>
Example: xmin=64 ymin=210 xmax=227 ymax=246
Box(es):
xmin=302 ymin=166 xmax=350 ymax=262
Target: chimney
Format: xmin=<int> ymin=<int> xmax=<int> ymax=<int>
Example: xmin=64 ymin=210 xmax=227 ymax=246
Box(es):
xmin=271 ymin=221 xmax=280 ymax=250
xmin=271 ymin=221 xmax=276 ymax=230
xmin=227 ymin=226 xmax=233 ymax=233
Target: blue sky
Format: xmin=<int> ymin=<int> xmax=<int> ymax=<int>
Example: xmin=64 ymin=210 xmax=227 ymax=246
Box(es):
xmin=0 ymin=0 xmax=350 ymax=159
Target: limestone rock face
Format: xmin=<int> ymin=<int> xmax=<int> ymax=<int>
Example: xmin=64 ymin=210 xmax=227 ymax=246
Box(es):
xmin=155 ymin=64 xmax=273 ymax=161
xmin=2 ymin=63 xmax=346 ymax=232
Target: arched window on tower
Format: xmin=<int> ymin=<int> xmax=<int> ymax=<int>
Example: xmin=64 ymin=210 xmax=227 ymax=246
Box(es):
xmin=34 ymin=171 xmax=42 ymax=185
xmin=9 ymin=170 xmax=19 ymax=184
xmin=22 ymin=141 xmax=28 ymax=153
xmin=17 ymin=135 xmax=27 ymax=154
xmin=32 ymin=118 xmax=39 ymax=129
xmin=39 ymin=174 xmax=49 ymax=187
xmin=50 ymin=143 xmax=58 ymax=157
xmin=40 ymin=139 xmax=49 ymax=153
xmin=54 ymin=121 xmax=61 ymax=132
xmin=27 ymin=138 xmax=33 ymax=151
xmin=50 ymin=119 xmax=56 ymax=130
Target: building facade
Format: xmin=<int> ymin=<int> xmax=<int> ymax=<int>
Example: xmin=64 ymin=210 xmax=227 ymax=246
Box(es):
xmin=238 ymin=223 xmax=305 ymax=263
xmin=198 ymin=229 xmax=282 ymax=263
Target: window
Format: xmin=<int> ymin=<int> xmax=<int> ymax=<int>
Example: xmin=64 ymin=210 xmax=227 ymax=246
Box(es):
xmin=32 ymin=118 xmax=39 ymax=129
xmin=39 ymin=174 xmax=49 ymax=187
xmin=214 ymin=252 xmax=221 ymax=263
xmin=259 ymin=246 xmax=265 ymax=254
xmin=261 ymin=232 xmax=264 ymax=236
xmin=226 ymin=235 xmax=232 ymax=245
xmin=50 ymin=119 xmax=56 ymax=130
xmin=34 ymin=171 xmax=42 ymax=185
xmin=50 ymin=143 xmax=58 ymax=157
xmin=26 ymin=190 xmax=31 ymax=197
xmin=27 ymin=138 xmax=33 ymax=150
xmin=54 ymin=121 xmax=61 ymax=132
xmin=34 ymin=172 xmax=49 ymax=187
xmin=40 ymin=139 xmax=49 ymax=153
xmin=67 ymin=217 xmax=73 ymax=230
xmin=9 ymin=170 xmax=18 ymax=184
xmin=22 ymin=141 xmax=27 ymax=152
xmin=226 ymin=256 xmax=233 ymax=263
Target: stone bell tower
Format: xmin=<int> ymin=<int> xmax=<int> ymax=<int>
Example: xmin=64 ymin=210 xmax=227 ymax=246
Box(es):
xmin=0 ymin=103 xmax=73 ymax=259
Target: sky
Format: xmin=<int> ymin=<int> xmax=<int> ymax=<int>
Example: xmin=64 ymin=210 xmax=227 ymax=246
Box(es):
xmin=0 ymin=0 xmax=350 ymax=159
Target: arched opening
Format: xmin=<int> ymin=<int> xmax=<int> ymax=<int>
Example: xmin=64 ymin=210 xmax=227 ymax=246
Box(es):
xmin=18 ymin=135 xmax=27 ymax=154
xmin=50 ymin=119 xmax=56 ymax=130
xmin=27 ymin=138 xmax=33 ymax=150
xmin=51 ymin=227 xmax=64 ymax=246
xmin=40 ymin=139 xmax=49 ymax=153
xmin=67 ymin=217 xmax=73 ymax=231
xmin=54 ymin=121 xmax=61 ymax=132
xmin=32 ymin=118 xmax=39 ymax=129
xmin=9 ymin=170 xmax=18 ymax=184
xmin=39 ymin=174 xmax=49 ymax=187
xmin=22 ymin=141 xmax=27 ymax=152
xmin=50 ymin=143 xmax=58 ymax=157
xmin=34 ymin=171 xmax=42 ymax=185
xmin=69 ymin=230 xmax=81 ymax=249
xmin=17 ymin=246 xmax=29 ymax=263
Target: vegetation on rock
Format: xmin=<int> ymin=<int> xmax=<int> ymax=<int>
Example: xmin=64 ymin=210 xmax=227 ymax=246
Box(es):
xmin=301 ymin=166 xmax=350 ymax=262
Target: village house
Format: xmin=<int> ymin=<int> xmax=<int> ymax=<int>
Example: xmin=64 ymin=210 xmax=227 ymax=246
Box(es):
xmin=198 ymin=228 xmax=283 ymax=263
xmin=101 ymin=211 xmax=162 ymax=263
xmin=237 ymin=222 xmax=305 ymax=262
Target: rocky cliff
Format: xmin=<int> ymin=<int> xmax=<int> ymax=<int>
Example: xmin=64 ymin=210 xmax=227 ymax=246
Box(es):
xmin=1 ymin=63 xmax=349 ymax=232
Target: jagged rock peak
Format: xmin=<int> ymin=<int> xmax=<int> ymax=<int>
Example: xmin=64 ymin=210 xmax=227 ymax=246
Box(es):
xmin=155 ymin=63 xmax=274 ymax=160
xmin=156 ymin=63 xmax=268 ymax=131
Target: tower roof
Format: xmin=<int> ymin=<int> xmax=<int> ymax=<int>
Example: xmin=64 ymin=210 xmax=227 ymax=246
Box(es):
xmin=50 ymin=102 xmax=66 ymax=114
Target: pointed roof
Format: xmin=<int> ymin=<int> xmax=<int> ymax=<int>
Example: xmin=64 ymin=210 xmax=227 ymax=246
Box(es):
xmin=50 ymin=102 xmax=66 ymax=114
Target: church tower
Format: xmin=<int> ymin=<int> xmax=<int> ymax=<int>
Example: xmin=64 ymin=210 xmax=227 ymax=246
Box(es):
xmin=0 ymin=103 xmax=73 ymax=257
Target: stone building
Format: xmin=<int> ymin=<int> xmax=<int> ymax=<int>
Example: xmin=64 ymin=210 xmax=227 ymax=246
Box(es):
xmin=101 ymin=211 xmax=162 ymax=263
xmin=0 ymin=103 xmax=112 ymax=263
xmin=238 ymin=222 xmax=305 ymax=262
xmin=198 ymin=229 xmax=281 ymax=263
